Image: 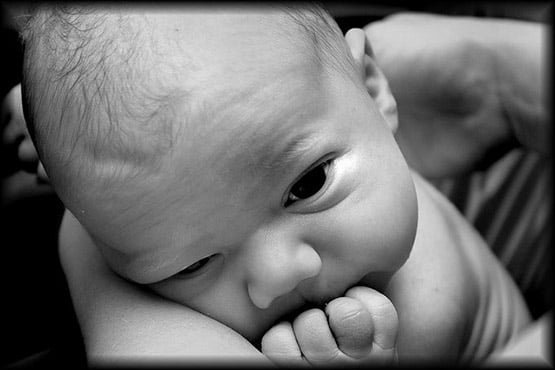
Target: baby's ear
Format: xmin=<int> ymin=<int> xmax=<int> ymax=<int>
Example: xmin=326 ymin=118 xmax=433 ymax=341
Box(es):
xmin=345 ymin=28 xmax=398 ymax=133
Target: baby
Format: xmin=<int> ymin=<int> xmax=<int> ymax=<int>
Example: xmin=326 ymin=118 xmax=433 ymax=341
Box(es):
xmin=21 ymin=4 xmax=531 ymax=365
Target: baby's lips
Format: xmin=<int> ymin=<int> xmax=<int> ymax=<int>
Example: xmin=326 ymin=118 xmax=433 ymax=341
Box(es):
xmin=325 ymin=296 xmax=374 ymax=359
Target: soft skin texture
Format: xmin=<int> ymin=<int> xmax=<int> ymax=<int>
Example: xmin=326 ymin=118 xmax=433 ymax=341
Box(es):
xmin=41 ymin=10 xmax=417 ymax=346
xmin=137 ymin=33 xmax=416 ymax=345
xmin=365 ymin=13 xmax=549 ymax=178
xmin=261 ymin=285 xmax=399 ymax=366
xmin=58 ymin=170 xmax=532 ymax=365
xmin=25 ymin=8 xmax=532 ymax=366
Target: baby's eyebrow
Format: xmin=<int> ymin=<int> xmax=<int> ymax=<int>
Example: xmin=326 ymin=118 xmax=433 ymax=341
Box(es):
xmin=259 ymin=132 xmax=320 ymax=171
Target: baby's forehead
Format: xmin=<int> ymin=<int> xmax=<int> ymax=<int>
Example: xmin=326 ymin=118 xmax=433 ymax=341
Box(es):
xmin=176 ymin=61 xmax=329 ymax=179
xmin=128 ymin=8 xmax=334 ymax=144
xmin=154 ymin=11 xmax=326 ymax=84
xmin=144 ymin=10 xmax=339 ymax=165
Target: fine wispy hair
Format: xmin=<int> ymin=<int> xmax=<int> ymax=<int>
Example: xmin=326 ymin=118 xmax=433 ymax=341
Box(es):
xmin=20 ymin=3 xmax=358 ymax=194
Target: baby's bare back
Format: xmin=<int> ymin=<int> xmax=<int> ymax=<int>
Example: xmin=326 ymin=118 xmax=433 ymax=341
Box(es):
xmin=382 ymin=171 xmax=531 ymax=363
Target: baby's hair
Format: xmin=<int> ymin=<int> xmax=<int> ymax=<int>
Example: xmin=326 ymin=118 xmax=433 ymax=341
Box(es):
xmin=279 ymin=4 xmax=358 ymax=81
xmin=22 ymin=5 xmax=182 ymax=189
xmin=21 ymin=3 xmax=357 ymax=194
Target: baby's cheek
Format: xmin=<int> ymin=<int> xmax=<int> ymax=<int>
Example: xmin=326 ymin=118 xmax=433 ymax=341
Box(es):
xmin=324 ymin=180 xmax=417 ymax=273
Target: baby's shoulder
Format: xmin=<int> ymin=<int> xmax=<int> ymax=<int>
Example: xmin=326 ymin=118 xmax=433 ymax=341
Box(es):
xmin=388 ymin=172 xmax=531 ymax=360
xmin=386 ymin=174 xmax=480 ymax=358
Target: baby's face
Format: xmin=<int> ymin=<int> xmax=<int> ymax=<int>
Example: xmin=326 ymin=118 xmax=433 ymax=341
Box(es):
xmin=68 ymin=14 xmax=417 ymax=342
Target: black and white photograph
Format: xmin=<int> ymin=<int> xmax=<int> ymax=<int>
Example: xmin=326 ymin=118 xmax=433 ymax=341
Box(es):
xmin=1 ymin=1 xmax=551 ymax=367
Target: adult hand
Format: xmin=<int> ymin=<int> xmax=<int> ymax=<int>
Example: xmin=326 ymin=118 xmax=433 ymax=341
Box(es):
xmin=365 ymin=13 xmax=548 ymax=178
xmin=1 ymin=84 xmax=52 ymax=206
xmin=1 ymin=84 xmax=48 ymax=182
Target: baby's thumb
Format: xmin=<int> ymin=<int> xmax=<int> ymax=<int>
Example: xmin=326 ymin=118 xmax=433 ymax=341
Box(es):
xmin=345 ymin=286 xmax=399 ymax=353
xmin=326 ymin=296 xmax=374 ymax=359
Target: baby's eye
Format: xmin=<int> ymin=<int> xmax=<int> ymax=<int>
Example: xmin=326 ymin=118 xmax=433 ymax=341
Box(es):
xmin=285 ymin=160 xmax=330 ymax=207
xmin=175 ymin=254 xmax=216 ymax=278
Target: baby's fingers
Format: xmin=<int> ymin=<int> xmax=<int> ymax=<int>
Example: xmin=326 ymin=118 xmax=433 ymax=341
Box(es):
xmin=261 ymin=321 xmax=307 ymax=367
xmin=345 ymin=286 xmax=399 ymax=361
xmin=293 ymin=309 xmax=344 ymax=366
xmin=325 ymin=297 xmax=374 ymax=359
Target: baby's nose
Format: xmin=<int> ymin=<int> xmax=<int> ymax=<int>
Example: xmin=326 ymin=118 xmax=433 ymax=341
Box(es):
xmin=246 ymin=241 xmax=322 ymax=310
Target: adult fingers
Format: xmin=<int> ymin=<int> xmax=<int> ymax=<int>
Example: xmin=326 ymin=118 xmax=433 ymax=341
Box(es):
xmin=325 ymin=296 xmax=374 ymax=359
xmin=17 ymin=137 xmax=40 ymax=173
xmin=37 ymin=161 xmax=50 ymax=184
xmin=344 ymin=28 xmax=366 ymax=77
xmin=18 ymin=138 xmax=38 ymax=163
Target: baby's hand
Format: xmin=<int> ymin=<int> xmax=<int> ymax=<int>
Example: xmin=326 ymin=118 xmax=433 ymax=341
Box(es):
xmin=261 ymin=286 xmax=398 ymax=366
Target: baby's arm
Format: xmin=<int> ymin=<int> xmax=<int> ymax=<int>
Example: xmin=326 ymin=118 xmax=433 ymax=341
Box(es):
xmin=261 ymin=286 xmax=398 ymax=366
xmin=59 ymin=210 xmax=271 ymax=366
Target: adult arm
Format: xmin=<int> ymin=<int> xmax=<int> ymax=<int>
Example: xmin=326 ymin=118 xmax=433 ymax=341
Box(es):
xmin=58 ymin=210 xmax=271 ymax=366
xmin=365 ymin=13 xmax=548 ymax=178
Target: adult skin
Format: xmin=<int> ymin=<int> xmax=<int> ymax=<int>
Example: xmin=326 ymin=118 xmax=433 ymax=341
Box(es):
xmin=365 ymin=13 xmax=548 ymax=178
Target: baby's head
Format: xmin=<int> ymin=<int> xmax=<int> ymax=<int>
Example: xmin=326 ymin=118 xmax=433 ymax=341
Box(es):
xmin=22 ymin=4 xmax=417 ymax=341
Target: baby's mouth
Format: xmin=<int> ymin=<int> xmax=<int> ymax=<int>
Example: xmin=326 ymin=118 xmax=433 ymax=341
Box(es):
xmin=272 ymin=273 xmax=392 ymax=324
xmin=276 ymin=301 xmax=326 ymax=324
xmin=252 ymin=274 xmax=393 ymax=346
xmin=251 ymin=281 xmax=372 ymax=348
xmin=269 ymin=286 xmax=352 ymax=326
